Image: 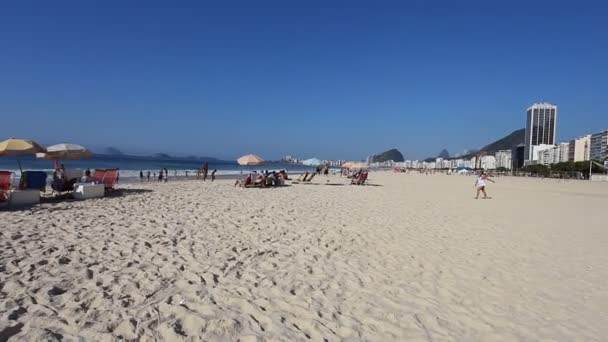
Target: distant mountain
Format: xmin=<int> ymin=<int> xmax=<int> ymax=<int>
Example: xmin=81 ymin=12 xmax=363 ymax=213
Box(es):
xmin=153 ymin=153 xmax=172 ymax=159
xmin=424 ymin=128 xmax=525 ymax=161
xmin=103 ymin=147 xmax=124 ymax=155
xmin=438 ymin=149 xmax=450 ymax=159
xmin=478 ymin=128 xmax=525 ymax=155
xmin=372 ymin=148 xmax=404 ymax=163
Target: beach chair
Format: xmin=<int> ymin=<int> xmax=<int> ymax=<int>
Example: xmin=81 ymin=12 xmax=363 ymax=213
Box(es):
xmin=19 ymin=171 xmax=47 ymax=192
xmin=304 ymin=172 xmax=316 ymax=182
xmin=296 ymin=172 xmax=309 ymax=182
xmin=351 ymin=172 xmax=368 ymax=185
xmin=94 ymin=168 xmax=119 ymax=190
xmin=0 ymin=171 xmax=11 ymax=204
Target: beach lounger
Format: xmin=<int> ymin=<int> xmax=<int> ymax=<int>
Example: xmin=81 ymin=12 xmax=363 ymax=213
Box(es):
xmin=0 ymin=171 xmax=11 ymax=205
xmin=351 ymin=172 xmax=368 ymax=185
xmin=94 ymin=168 xmax=119 ymax=190
xmin=304 ymin=172 xmax=315 ymax=182
xmin=296 ymin=172 xmax=309 ymax=182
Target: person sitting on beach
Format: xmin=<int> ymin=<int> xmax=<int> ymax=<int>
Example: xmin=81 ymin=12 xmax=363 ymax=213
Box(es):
xmin=81 ymin=170 xmax=93 ymax=183
xmin=475 ymin=172 xmax=495 ymax=199
xmin=279 ymin=170 xmax=290 ymax=180
xmin=51 ymin=170 xmax=65 ymax=191
xmin=234 ymin=174 xmax=253 ymax=187
xmin=254 ymin=173 xmax=266 ymax=187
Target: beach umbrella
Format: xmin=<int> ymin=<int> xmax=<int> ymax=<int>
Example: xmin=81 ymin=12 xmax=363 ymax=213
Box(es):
xmin=237 ymin=154 xmax=264 ymax=166
xmin=341 ymin=161 xmax=355 ymax=168
xmin=302 ymin=158 xmax=321 ymax=166
xmin=0 ymin=138 xmax=46 ymax=172
xmin=36 ymin=143 xmax=92 ymax=160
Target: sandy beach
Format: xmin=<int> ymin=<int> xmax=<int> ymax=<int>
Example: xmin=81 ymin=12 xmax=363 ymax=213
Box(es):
xmin=1 ymin=172 xmax=607 ymax=341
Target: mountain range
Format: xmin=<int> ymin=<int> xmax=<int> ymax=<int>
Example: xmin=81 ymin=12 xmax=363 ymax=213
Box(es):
xmin=371 ymin=148 xmax=405 ymax=163
xmin=426 ymin=128 xmax=525 ymax=160
xmin=93 ymin=147 xmax=221 ymax=162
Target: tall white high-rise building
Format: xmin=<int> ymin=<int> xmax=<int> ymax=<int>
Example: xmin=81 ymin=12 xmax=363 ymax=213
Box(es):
xmin=495 ymin=150 xmax=512 ymax=169
xmin=524 ymin=102 xmax=557 ymax=160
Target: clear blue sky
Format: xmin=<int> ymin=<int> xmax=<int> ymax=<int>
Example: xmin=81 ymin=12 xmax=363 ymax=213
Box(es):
xmin=1 ymin=1 xmax=607 ymax=160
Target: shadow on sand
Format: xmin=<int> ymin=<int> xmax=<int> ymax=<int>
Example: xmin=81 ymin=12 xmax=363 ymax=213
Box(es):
xmin=1 ymin=188 xmax=154 ymax=212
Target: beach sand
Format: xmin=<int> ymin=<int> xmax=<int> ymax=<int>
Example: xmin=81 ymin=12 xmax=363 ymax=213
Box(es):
xmin=1 ymin=172 xmax=607 ymax=341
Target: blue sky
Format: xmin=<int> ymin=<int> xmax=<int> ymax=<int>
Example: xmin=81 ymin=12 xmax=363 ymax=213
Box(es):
xmin=1 ymin=1 xmax=607 ymax=160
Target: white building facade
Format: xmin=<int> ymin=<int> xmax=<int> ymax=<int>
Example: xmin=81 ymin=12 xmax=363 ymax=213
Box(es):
xmin=495 ymin=150 xmax=512 ymax=169
xmin=568 ymin=135 xmax=591 ymax=162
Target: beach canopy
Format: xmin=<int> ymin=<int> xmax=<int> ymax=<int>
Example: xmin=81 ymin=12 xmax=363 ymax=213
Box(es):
xmin=302 ymin=158 xmax=321 ymax=166
xmin=237 ymin=154 xmax=264 ymax=166
xmin=36 ymin=143 xmax=92 ymax=160
xmin=0 ymin=138 xmax=45 ymax=156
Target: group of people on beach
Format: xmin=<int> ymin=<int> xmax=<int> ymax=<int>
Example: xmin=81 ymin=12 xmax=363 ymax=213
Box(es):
xmin=315 ymin=164 xmax=330 ymax=176
xmin=138 ymin=163 xmax=217 ymax=183
xmin=235 ymin=170 xmax=290 ymax=188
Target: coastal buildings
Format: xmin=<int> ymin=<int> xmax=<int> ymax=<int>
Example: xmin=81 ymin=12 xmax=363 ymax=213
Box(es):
xmin=513 ymin=144 xmax=525 ymax=169
xmin=558 ymin=142 xmax=570 ymax=162
xmin=538 ymin=146 xmax=560 ymax=165
xmin=530 ymin=144 xmax=555 ymax=163
xmin=590 ymin=130 xmax=608 ymax=161
xmin=568 ymin=135 xmax=591 ymax=162
xmin=524 ymin=102 xmax=557 ymax=161
xmin=480 ymin=155 xmax=496 ymax=170
xmin=495 ymin=150 xmax=512 ymax=169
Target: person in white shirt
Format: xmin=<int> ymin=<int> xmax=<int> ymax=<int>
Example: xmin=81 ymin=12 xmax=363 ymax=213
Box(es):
xmin=475 ymin=172 xmax=495 ymax=199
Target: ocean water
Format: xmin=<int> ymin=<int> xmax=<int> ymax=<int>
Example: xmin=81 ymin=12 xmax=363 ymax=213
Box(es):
xmin=0 ymin=155 xmax=317 ymax=180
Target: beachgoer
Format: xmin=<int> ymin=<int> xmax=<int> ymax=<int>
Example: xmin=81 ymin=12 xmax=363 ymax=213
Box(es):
xmin=211 ymin=169 xmax=217 ymax=182
xmin=140 ymin=170 xmax=144 ymax=182
xmin=475 ymin=172 xmax=495 ymax=199
xmin=235 ymin=174 xmax=252 ymax=187
xmin=164 ymin=168 xmax=168 ymax=182
xmin=147 ymin=171 xmax=151 ymax=181
xmin=158 ymin=169 xmax=163 ymax=182
xmin=81 ymin=170 xmax=93 ymax=183
xmin=202 ymin=162 xmax=209 ymax=181
xmin=185 ymin=170 xmax=189 ymax=178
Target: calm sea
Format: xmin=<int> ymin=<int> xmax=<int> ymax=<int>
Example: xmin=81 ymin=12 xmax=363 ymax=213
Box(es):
xmin=0 ymin=155 xmax=317 ymax=180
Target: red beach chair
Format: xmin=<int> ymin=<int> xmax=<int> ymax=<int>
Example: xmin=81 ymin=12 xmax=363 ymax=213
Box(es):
xmin=94 ymin=168 xmax=119 ymax=190
xmin=351 ymin=172 xmax=368 ymax=185
xmin=103 ymin=169 xmax=119 ymax=189
xmin=0 ymin=171 xmax=12 ymax=202
xmin=93 ymin=169 xmax=106 ymax=184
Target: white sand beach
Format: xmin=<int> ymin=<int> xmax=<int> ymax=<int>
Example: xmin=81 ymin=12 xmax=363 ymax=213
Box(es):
xmin=1 ymin=172 xmax=607 ymax=341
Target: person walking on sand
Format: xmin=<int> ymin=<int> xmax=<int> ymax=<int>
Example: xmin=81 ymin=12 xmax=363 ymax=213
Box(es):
xmin=475 ymin=172 xmax=495 ymax=199
xmin=147 ymin=171 xmax=151 ymax=182
xmin=211 ymin=169 xmax=217 ymax=182
xmin=202 ymin=162 xmax=209 ymax=181
xmin=158 ymin=169 xmax=163 ymax=182
xmin=164 ymin=168 xmax=169 ymax=182
xmin=140 ymin=170 xmax=144 ymax=182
